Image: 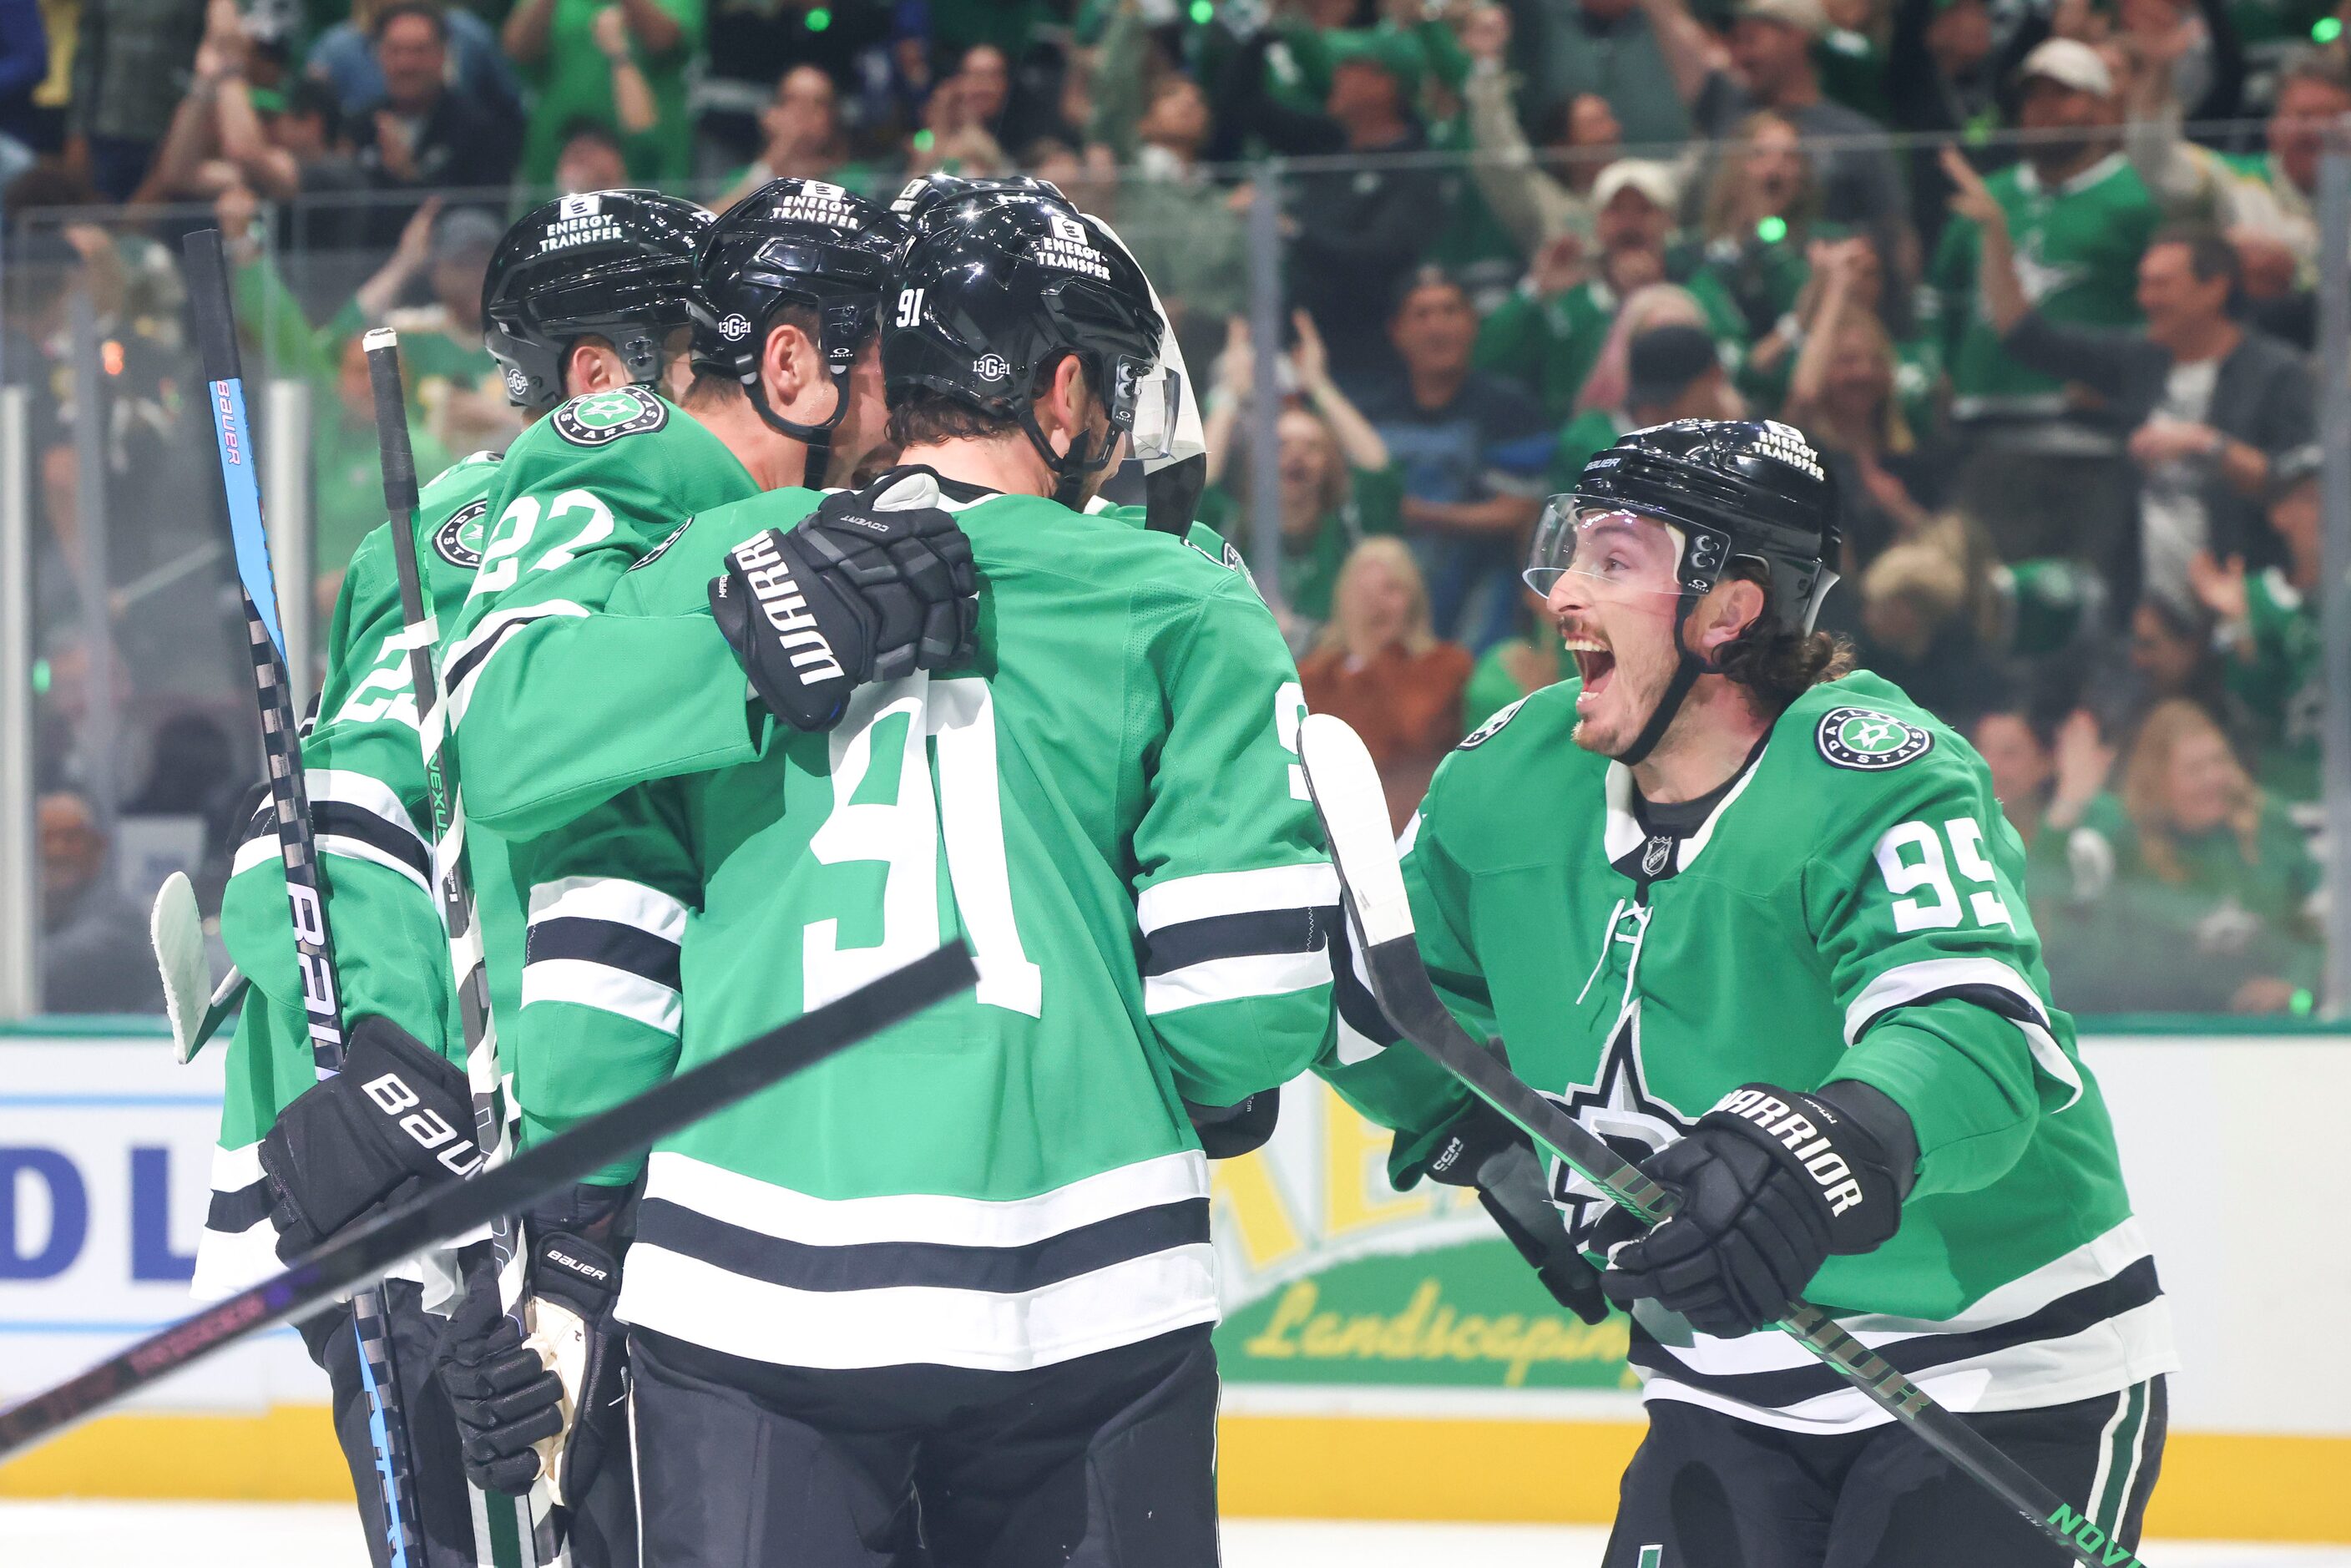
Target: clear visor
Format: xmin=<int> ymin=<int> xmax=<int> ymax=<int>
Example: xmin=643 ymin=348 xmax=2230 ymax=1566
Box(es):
xmin=1522 ymin=498 xmax=1691 ymax=600
xmin=1119 ymin=358 xmax=1181 ymax=465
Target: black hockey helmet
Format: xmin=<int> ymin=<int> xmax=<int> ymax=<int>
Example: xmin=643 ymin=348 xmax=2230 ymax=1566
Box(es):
xmin=1528 ymin=418 xmax=1841 ymax=763
xmin=483 ymin=190 xmax=711 ymax=410
xmin=689 ymin=177 xmax=908 ymax=475
xmin=884 ymin=194 xmax=1169 ymax=505
xmin=887 ymin=171 xmax=1073 ymax=232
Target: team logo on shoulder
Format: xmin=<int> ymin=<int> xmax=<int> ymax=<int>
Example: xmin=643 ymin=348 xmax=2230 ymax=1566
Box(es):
xmin=554 ymin=387 xmax=667 ymax=448
xmin=1459 ymin=695 xmax=1531 ymax=750
xmin=433 ymin=498 xmax=490 ymax=568
xmin=1817 ymin=706 xmax=1932 ymax=771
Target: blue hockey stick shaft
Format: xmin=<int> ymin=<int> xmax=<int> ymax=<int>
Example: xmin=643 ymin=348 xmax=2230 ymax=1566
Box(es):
xmin=182 ymin=228 xmax=425 ymax=1568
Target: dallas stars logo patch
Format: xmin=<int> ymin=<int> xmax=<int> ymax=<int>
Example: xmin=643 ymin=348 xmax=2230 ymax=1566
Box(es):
xmin=1543 ymin=1019 xmax=1695 ymax=1251
xmin=433 ymin=498 xmax=488 ymax=569
xmin=553 ymin=387 xmax=667 ymax=448
xmin=1817 ymin=706 xmax=1932 ymax=771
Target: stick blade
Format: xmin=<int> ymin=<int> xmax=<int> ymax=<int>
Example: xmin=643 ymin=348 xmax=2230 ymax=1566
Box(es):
xmin=1298 ymin=714 xmax=1414 ymax=947
xmin=150 ymin=873 xmax=214 ymax=1065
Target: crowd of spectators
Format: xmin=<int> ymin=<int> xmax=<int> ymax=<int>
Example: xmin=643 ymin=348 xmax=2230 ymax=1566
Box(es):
xmin=2 ymin=0 xmax=2340 ymax=1014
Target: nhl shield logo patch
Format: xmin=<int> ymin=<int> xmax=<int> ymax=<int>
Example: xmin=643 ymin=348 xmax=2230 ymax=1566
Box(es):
xmin=1817 ymin=706 xmax=1932 ymax=771
xmin=554 ymin=387 xmax=668 ymax=448
xmin=434 ymin=498 xmax=489 ymax=568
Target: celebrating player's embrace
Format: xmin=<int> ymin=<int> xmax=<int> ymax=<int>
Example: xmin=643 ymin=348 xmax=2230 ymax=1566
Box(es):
xmin=185 ymin=171 xmax=2175 ymax=1568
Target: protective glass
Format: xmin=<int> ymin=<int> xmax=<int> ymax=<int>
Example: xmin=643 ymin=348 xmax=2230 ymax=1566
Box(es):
xmin=1522 ymin=498 xmax=1689 ymax=600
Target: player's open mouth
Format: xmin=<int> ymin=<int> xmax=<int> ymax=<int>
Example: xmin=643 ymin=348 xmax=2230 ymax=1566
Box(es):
xmin=1565 ymin=636 xmax=1615 ymax=699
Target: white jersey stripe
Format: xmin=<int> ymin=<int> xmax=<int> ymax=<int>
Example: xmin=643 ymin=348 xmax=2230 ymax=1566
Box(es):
xmin=445 ymin=600 xmax=589 ymax=726
xmin=1135 ymin=862 xmax=1338 ymax=935
xmin=618 ymin=1242 xmax=1220 ymax=1373
xmin=1843 ymin=954 xmax=2082 ymax=1106
xmin=529 ymin=875 xmax=691 ymax=943
xmin=523 ymin=957 xmax=681 ymax=1035
xmin=1144 ymin=948 xmax=1332 ymax=1015
xmin=643 ymin=1149 xmax=1209 ymax=1252
xmin=316 ymin=832 xmax=432 ymax=898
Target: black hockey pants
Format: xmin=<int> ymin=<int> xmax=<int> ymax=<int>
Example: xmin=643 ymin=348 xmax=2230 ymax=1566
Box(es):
xmin=301 ymin=1277 xmax=639 ymax=1568
xmin=1603 ymin=1376 xmax=2166 ymax=1567
xmin=627 ymin=1323 xmax=1221 ymax=1567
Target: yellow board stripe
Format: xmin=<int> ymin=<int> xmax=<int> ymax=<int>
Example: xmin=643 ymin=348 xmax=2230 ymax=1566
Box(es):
xmin=5 ymin=1407 xmax=2347 ymax=1542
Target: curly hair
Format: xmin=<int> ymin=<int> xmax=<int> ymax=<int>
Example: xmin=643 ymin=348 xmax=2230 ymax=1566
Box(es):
xmin=1711 ymin=558 xmax=1854 ymax=711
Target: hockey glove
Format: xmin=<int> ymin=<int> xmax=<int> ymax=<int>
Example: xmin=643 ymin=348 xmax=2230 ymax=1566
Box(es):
xmin=1184 ymin=1089 xmax=1281 ymax=1159
xmin=437 ymin=1190 xmax=629 ymax=1503
xmin=1411 ymin=1096 xmax=1610 ymax=1326
xmin=1591 ymin=1080 xmax=1916 ymax=1338
xmin=710 ymin=468 xmax=978 ymax=733
xmin=257 ymin=1014 xmax=483 ymax=1264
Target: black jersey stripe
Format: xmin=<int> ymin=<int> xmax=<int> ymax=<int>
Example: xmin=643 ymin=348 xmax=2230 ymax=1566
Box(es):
xmin=1329 ymin=914 xmax=1399 ymax=1050
xmin=526 ymin=916 xmax=683 ymax=990
xmin=635 ymin=1196 xmax=1211 ymax=1296
xmin=206 ymin=1176 xmax=274 ymax=1235
xmin=1629 ymin=1256 xmax=2163 ymax=1409
xmin=313 ymin=800 xmax=431 ymax=883
xmin=445 ymin=608 xmax=560 ymax=696
xmin=1853 ymin=982 xmax=2048 ymax=1039
xmin=1140 ymin=905 xmax=1336 ymax=977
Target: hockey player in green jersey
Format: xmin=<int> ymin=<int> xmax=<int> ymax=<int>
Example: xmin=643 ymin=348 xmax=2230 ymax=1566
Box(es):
xmin=441 ymin=190 xmax=1333 ymax=1565
xmin=1321 ymin=421 xmax=2177 ymax=1565
xmin=199 ymin=191 xmax=718 ymax=1568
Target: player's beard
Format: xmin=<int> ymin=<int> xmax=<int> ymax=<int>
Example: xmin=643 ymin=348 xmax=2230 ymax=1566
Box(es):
xmin=1566 ymin=608 xmax=1681 ymax=761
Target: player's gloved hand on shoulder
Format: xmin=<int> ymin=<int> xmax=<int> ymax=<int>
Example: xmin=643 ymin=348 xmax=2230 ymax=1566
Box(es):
xmin=1410 ymin=1094 xmax=1610 ymax=1326
xmin=437 ymin=1185 xmax=630 ymax=1502
xmin=710 ymin=467 xmax=978 ymax=732
xmin=256 ymin=1014 xmax=482 ymax=1264
xmin=1591 ymin=1080 xmax=1917 ymax=1338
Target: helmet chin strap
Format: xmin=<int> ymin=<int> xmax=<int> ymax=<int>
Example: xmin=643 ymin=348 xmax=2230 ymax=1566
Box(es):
xmin=1610 ymin=594 xmax=1719 ymax=769
xmin=1014 ymin=405 xmax=1116 ymax=507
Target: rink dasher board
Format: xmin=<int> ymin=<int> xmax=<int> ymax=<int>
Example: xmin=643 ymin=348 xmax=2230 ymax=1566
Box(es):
xmin=0 ymin=1037 xmax=318 ymax=1412
xmin=0 ymin=1031 xmax=2347 ymax=1437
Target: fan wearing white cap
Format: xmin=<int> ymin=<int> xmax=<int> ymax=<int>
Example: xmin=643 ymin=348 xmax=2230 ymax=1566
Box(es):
xmin=1478 ymin=158 xmax=1745 ymax=426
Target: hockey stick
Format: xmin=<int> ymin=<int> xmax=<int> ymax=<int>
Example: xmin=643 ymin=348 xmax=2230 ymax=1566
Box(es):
xmin=363 ymin=326 xmax=562 ymax=1568
xmin=151 ymin=870 xmax=247 ymax=1064
xmin=1296 ymin=714 xmax=2151 ymax=1568
xmin=181 ymin=227 xmax=427 ymax=1568
xmin=0 ymin=939 xmax=974 ymax=1461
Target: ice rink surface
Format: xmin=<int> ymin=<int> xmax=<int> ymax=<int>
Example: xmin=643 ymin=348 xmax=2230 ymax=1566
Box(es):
xmin=1 ymin=1503 xmax=2346 ymax=1565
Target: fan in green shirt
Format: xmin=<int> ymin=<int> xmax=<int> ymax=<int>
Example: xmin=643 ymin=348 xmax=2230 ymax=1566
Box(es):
xmin=1201 ymin=311 xmax=1401 ymax=633
xmin=1929 ymin=51 xmax=2159 ymax=419
xmin=2189 ymin=457 xmax=2323 ymax=807
xmin=2039 ymin=700 xmax=2322 ymax=1014
xmin=1474 ymin=160 xmax=1747 ymax=423
xmin=505 ymin=0 xmax=705 ymax=188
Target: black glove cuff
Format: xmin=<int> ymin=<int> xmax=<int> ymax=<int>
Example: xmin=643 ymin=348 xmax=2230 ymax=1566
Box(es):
xmin=1410 ymin=1090 xmax=1523 ymax=1191
xmin=1699 ymin=1083 xmax=1906 ymax=1255
xmin=1184 ymin=1089 xmax=1281 ymax=1159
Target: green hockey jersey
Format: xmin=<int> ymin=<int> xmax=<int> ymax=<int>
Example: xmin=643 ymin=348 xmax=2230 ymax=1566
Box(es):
xmin=509 ymin=474 xmax=1337 ymax=1371
xmin=195 ymin=452 xmax=498 ymax=1300
xmin=437 ymin=387 xmax=776 ymax=1141
xmin=1319 ymin=672 xmax=2177 ymax=1433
